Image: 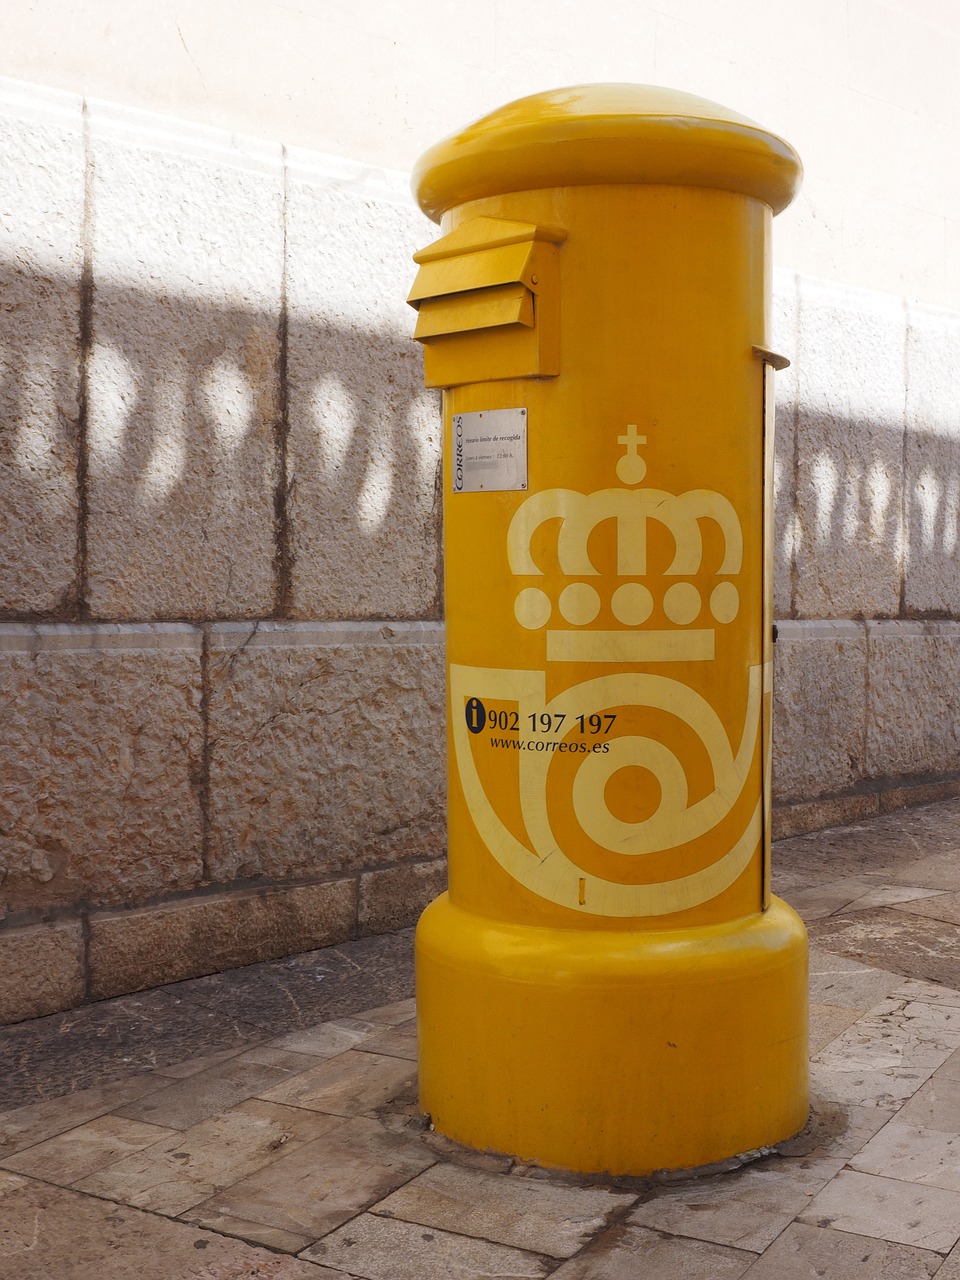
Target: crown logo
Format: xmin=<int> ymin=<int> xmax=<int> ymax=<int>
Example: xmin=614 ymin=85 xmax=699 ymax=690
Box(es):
xmin=506 ymin=425 xmax=743 ymax=663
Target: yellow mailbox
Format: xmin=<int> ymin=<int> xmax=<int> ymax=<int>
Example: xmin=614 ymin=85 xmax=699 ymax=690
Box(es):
xmin=408 ymin=84 xmax=808 ymax=1175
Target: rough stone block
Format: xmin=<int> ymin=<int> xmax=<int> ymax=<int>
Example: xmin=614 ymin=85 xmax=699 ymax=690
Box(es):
xmin=772 ymin=793 xmax=880 ymax=841
xmin=773 ymin=620 xmax=868 ymax=802
xmin=793 ymin=277 xmax=905 ymax=618
xmin=867 ymin=621 xmax=960 ymax=779
xmin=0 ymin=82 xmax=84 ymax=615
xmin=86 ymin=104 xmax=283 ymax=618
xmin=772 ymin=268 xmax=799 ymax=619
xmin=206 ymin=621 xmax=445 ymax=883
xmin=358 ymin=857 xmax=447 ymax=936
xmin=87 ymin=879 xmax=356 ymax=999
xmin=0 ymin=921 xmax=85 ymax=1024
xmin=0 ymin=624 xmax=204 ymax=913
xmin=880 ymin=778 xmax=960 ymax=814
xmin=285 ymin=164 xmax=441 ymax=620
xmin=904 ymin=302 xmax=960 ymax=613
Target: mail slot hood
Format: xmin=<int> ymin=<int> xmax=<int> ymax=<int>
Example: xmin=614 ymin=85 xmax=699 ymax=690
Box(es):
xmin=408 ymin=216 xmax=564 ymax=388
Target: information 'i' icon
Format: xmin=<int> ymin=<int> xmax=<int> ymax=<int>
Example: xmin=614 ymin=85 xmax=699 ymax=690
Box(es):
xmin=465 ymin=698 xmax=486 ymax=734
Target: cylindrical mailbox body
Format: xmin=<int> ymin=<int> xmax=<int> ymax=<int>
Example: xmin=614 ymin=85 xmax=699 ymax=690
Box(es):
xmin=409 ymin=85 xmax=808 ymax=1174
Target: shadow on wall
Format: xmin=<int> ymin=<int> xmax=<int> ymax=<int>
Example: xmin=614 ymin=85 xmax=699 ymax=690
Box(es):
xmin=0 ymin=266 xmax=442 ymax=625
xmin=4 ymin=264 xmax=960 ymax=627
xmin=0 ymin=253 xmax=451 ymax=929
xmin=2 ymin=257 xmax=960 ymax=924
xmin=772 ymin=278 xmax=960 ymax=623
xmin=774 ymin=391 xmax=960 ymax=622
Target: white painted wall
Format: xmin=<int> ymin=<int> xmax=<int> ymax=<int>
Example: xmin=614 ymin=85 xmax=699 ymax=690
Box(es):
xmin=2 ymin=0 xmax=958 ymax=307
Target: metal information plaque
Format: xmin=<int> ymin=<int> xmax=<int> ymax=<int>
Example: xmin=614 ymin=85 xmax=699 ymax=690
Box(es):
xmin=452 ymin=409 xmax=527 ymax=493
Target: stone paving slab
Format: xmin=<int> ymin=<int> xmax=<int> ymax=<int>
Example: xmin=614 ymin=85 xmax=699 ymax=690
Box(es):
xmin=807 ymin=945 xmax=904 ymax=1010
xmin=898 ymin=890 xmax=960 ymax=926
xmin=739 ymin=1221 xmax=942 ymax=1279
xmin=0 ymin=1171 xmax=339 ymax=1280
xmin=895 ymin=1074 xmax=960 ymax=1132
xmin=354 ymin=998 xmax=418 ymax=1025
xmin=180 ymin=1206 xmax=319 ymax=1257
xmin=114 ymin=1057 xmax=308 ymax=1131
xmin=302 ymin=1211 xmax=551 ymax=1280
xmin=848 ymin=885 xmax=945 ymax=911
xmin=271 ymin=1016 xmax=393 ymax=1059
xmin=372 ymin=1162 xmax=633 ymax=1258
xmin=882 ymin=853 xmax=960 ymax=893
xmin=234 ymin=1045 xmax=329 ymax=1074
xmin=257 ymin=1049 xmax=417 ymax=1117
xmin=0 ymin=1074 xmax=162 ymax=1157
xmin=0 ymin=1112 xmax=177 ymax=1184
xmin=897 ymin=978 xmax=960 ymax=1010
xmin=783 ymin=875 xmax=917 ymax=922
xmin=359 ymin=1019 xmax=418 ymax=1061
xmin=74 ymin=1099 xmax=345 ymax=1216
xmin=191 ymin=1114 xmax=436 ymax=1240
xmin=774 ymin=1097 xmax=894 ymax=1161
xmin=780 ymin=877 xmax=877 ymax=921
xmin=849 ymin=1118 xmax=960 ymax=1192
xmin=810 ymin=998 xmax=960 ymax=1109
xmin=797 ymin=1168 xmax=960 ymax=1253
xmin=809 ymin=907 xmax=960 ymax=986
xmin=809 ymin=1001 xmax=863 ymax=1052
xmin=936 ymin=1245 xmax=960 ymax=1279
xmin=154 ymin=1047 xmax=249 ymax=1080
xmin=549 ymin=1223 xmax=756 ymax=1279
xmin=627 ymin=1157 xmax=847 ymax=1252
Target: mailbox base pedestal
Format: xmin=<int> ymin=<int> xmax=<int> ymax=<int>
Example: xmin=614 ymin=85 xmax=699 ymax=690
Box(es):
xmin=416 ymin=895 xmax=808 ymax=1176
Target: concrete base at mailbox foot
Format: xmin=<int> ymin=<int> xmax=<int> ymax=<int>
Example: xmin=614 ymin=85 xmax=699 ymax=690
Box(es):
xmin=415 ymin=893 xmax=809 ymax=1176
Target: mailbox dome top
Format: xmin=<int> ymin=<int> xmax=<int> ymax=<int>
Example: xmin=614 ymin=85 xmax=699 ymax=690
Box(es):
xmin=413 ymin=83 xmax=802 ymax=222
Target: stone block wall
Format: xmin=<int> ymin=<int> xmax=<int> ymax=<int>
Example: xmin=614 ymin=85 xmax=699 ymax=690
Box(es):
xmin=771 ymin=276 xmax=960 ymax=834
xmin=0 ymin=82 xmax=445 ymax=1023
xmin=2 ymin=79 xmax=959 ymax=1023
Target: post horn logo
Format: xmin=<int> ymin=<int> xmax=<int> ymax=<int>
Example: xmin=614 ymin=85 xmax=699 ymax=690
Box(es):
xmin=450 ymin=424 xmax=765 ymax=918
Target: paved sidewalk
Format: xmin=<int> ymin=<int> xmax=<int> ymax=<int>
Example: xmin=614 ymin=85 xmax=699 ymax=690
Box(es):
xmin=3 ymin=799 xmax=960 ymax=1278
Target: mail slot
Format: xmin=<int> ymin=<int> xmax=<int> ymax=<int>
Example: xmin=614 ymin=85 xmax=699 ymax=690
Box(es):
xmin=408 ymin=217 xmax=562 ymax=385
xmin=409 ymin=85 xmax=809 ymax=1176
